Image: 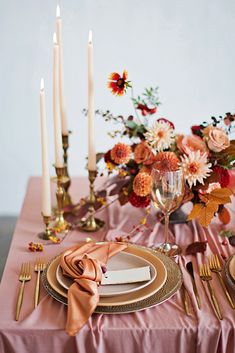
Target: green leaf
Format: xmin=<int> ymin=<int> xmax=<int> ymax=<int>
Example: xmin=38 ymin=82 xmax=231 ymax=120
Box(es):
xmin=219 ymin=230 xmax=233 ymax=238
xmin=125 ymin=121 xmax=138 ymax=129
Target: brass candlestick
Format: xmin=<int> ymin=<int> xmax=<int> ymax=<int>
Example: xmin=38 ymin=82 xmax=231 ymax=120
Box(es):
xmin=38 ymin=214 xmax=56 ymax=240
xmin=77 ymin=170 xmax=105 ymax=232
xmin=53 ymin=166 xmax=71 ymax=233
xmin=62 ymin=132 xmax=73 ymax=206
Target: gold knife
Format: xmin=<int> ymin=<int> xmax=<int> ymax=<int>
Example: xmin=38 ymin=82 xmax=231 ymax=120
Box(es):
xmin=186 ymin=261 xmax=201 ymax=310
xmin=181 ymin=283 xmax=192 ymax=316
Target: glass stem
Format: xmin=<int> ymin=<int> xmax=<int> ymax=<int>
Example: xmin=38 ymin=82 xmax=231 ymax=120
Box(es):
xmin=164 ymin=213 xmax=170 ymax=244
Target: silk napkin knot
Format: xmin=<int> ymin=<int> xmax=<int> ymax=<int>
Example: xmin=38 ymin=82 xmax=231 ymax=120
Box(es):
xmin=60 ymin=241 xmax=127 ymax=336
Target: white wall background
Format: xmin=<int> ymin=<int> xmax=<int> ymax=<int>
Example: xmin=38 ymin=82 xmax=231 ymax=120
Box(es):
xmin=1 ymin=0 xmax=235 ymax=215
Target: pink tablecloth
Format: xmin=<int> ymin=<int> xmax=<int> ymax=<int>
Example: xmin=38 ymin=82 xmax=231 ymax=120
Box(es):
xmin=0 ymin=177 xmax=235 ymax=353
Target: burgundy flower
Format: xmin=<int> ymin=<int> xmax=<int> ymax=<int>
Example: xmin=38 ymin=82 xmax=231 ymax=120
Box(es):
xmin=191 ymin=125 xmax=202 ymax=136
xmin=128 ymin=191 xmax=150 ymax=208
xmin=212 ymin=166 xmax=229 ymax=187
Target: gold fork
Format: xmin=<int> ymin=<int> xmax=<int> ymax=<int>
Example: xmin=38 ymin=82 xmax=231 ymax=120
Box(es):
xmin=34 ymin=258 xmax=46 ymax=308
xmin=199 ymin=263 xmax=223 ymax=320
xmin=15 ymin=262 xmax=31 ymax=321
xmin=209 ymin=254 xmax=235 ymax=309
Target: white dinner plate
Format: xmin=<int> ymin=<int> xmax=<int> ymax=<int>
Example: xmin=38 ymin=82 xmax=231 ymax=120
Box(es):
xmin=56 ymin=251 xmax=157 ymax=297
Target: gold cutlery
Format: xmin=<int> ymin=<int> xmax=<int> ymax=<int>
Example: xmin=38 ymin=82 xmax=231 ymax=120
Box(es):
xmin=209 ymin=254 xmax=235 ymax=309
xmin=15 ymin=262 xmax=31 ymax=321
xmin=199 ymin=263 xmax=223 ymax=320
xmin=186 ymin=261 xmax=201 ymax=310
xmin=34 ymin=258 xmax=46 ymax=308
xmin=181 ymin=283 xmax=192 ymax=316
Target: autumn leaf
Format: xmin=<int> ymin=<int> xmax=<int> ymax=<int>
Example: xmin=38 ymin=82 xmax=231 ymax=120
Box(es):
xmin=197 ymin=202 xmax=219 ymax=227
xmin=187 ymin=203 xmax=204 ymax=221
xmin=218 ymin=206 xmax=231 ymax=225
xmin=206 ymin=188 xmax=232 ymax=204
xmin=187 ymin=202 xmax=219 ymax=227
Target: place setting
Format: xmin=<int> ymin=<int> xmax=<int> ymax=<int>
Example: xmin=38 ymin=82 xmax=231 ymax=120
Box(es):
xmin=3 ymin=2 xmax=235 ymax=352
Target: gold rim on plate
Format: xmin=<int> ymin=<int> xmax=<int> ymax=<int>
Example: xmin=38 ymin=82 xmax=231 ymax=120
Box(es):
xmin=42 ymin=243 xmax=182 ymax=314
xmin=225 ymin=254 xmax=235 ymax=291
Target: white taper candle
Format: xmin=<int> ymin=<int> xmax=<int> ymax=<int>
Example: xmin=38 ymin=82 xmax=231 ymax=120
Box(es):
xmin=88 ymin=30 xmax=96 ymax=171
xmin=53 ymin=32 xmax=64 ymax=168
xmin=40 ymin=78 xmax=51 ymax=216
xmin=56 ymin=5 xmax=68 ymax=135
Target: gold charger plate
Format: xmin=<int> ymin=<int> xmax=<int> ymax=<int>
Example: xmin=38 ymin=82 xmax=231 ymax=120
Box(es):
xmin=225 ymin=254 xmax=235 ymax=291
xmin=42 ymin=243 xmax=182 ymax=314
xmin=45 ymin=245 xmax=167 ymax=306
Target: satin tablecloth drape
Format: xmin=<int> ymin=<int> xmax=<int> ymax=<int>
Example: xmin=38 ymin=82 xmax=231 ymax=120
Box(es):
xmin=0 ymin=177 xmax=235 ymax=353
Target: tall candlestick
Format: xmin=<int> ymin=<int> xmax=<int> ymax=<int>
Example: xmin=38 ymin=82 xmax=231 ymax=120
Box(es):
xmin=40 ymin=78 xmax=51 ymax=217
xmin=88 ymin=30 xmax=96 ymax=171
xmin=53 ymin=32 xmax=64 ymax=168
xmin=56 ymin=5 xmax=68 ymax=135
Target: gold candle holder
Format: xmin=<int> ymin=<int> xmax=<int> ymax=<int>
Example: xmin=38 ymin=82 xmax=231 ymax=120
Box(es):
xmin=62 ymin=132 xmax=73 ymax=207
xmin=77 ymin=170 xmax=105 ymax=232
xmin=53 ymin=165 xmax=71 ymax=233
xmin=38 ymin=214 xmax=56 ymax=240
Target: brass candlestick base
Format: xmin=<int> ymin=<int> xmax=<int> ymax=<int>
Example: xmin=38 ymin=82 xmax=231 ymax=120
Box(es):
xmin=53 ymin=166 xmax=71 ymax=233
xmin=77 ymin=170 xmax=105 ymax=232
xmin=38 ymin=214 xmax=57 ymax=240
xmin=62 ymin=132 xmax=73 ymax=207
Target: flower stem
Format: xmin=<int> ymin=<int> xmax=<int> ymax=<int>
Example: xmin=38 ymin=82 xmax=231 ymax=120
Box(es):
xmin=131 ymin=86 xmax=142 ymax=125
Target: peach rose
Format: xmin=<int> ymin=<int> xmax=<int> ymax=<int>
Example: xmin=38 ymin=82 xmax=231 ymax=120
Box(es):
xmin=176 ymin=134 xmax=208 ymax=155
xmin=203 ymin=126 xmax=230 ymax=152
xmin=134 ymin=142 xmax=155 ymax=165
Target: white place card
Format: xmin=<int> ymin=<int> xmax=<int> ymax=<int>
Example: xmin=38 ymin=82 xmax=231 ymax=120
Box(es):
xmin=101 ymin=266 xmax=151 ymax=285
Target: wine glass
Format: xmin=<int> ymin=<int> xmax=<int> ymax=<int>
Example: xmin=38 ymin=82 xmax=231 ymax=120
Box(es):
xmin=151 ymin=168 xmax=185 ymax=255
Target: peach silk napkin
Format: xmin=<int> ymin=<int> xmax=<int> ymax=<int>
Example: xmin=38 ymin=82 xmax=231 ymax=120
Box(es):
xmin=60 ymin=241 xmax=127 ymax=336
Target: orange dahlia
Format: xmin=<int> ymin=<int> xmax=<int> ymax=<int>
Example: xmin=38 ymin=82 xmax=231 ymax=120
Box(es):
xmin=111 ymin=143 xmax=131 ymax=164
xmin=154 ymin=152 xmax=179 ymax=172
xmin=107 ymin=70 xmax=131 ymax=96
xmin=133 ymin=172 xmax=152 ymax=197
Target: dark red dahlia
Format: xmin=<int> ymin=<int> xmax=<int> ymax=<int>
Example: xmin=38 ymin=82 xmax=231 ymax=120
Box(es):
xmin=191 ymin=125 xmax=202 ymax=136
xmin=104 ymin=150 xmax=117 ymax=164
xmin=156 ymin=118 xmax=175 ymax=129
xmin=128 ymin=191 xmax=150 ymax=208
xmin=213 ymin=166 xmax=230 ymax=187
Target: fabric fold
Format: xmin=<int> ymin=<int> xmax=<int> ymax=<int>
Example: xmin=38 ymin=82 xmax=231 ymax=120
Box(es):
xmin=60 ymin=241 xmax=127 ymax=336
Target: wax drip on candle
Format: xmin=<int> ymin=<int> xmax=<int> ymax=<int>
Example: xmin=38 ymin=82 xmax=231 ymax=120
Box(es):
xmin=53 ymin=32 xmax=58 ymax=45
xmin=56 ymin=4 xmax=61 ymax=18
xmin=40 ymin=78 xmax=44 ymax=91
xmin=88 ymin=30 xmax=92 ymax=44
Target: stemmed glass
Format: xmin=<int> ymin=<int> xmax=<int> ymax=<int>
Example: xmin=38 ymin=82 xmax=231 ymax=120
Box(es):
xmin=151 ymin=168 xmax=185 ymax=255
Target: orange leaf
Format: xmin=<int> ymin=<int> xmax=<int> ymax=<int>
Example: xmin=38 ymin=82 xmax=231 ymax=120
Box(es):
xmin=206 ymin=188 xmax=232 ymax=205
xmin=187 ymin=203 xmax=204 ymax=221
xmin=187 ymin=202 xmax=219 ymax=227
xmin=197 ymin=202 xmax=219 ymax=227
xmin=218 ymin=206 xmax=231 ymax=225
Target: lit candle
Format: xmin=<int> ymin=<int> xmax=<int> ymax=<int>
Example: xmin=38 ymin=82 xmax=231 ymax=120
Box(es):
xmin=88 ymin=30 xmax=96 ymax=171
xmin=53 ymin=32 xmax=64 ymax=167
xmin=56 ymin=5 xmax=68 ymax=135
xmin=40 ymin=78 xmax=51 ymax=217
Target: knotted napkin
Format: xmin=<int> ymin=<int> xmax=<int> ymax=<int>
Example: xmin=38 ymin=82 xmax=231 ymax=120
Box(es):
xmin=60 ymin=241 xmax=127 ymax=336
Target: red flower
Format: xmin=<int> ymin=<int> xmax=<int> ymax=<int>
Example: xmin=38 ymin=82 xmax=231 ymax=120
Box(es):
xmin=157 ymin=118 xmax=175 ymax=129
xmin=107 ymin=70 xmax=130 ymax=96
xmin=212 ymin=166 xmax=229 ymax=187
xmin=104 ymin=150 xmax=114 ymax=164
xmin=137 ymin=104 xmax=157 ymax=116
xmin=129 ymin=191 xmax=150 ymax=208
xmin=191 ymin=125 xmax=202 ymax=136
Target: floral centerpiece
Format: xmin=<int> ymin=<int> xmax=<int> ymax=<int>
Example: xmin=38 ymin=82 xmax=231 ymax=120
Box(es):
xmin=96 ymin=71 xmax=235 ymax=227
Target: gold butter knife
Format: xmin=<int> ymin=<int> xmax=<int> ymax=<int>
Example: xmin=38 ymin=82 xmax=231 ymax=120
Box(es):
xmin=186 ymin=261 xmax=201 ymax=310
